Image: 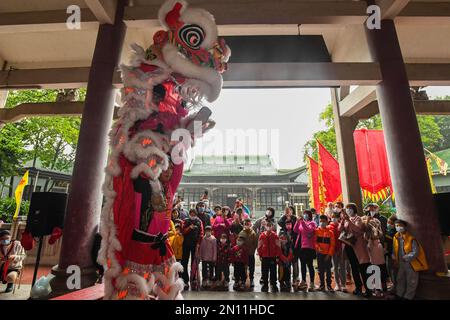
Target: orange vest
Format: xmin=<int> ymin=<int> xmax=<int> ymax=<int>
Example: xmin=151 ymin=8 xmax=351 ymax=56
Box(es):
xmin=315 ymin=227 xmax=335 ymax=256
xmin=393 ymin=232 xmax=429 ymax=272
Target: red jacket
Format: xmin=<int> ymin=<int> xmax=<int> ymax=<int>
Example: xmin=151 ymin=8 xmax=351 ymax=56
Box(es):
xmin=230 ymin=245 xmax=249 ymax=264
xmin=279 ymin=246 xmax=293 ymax=264
xmin=257 ymin=231 xmax=281 ymax=258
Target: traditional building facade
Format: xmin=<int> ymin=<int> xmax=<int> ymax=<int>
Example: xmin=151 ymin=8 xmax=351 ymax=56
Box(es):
xmin=178 ymin=155 xmax=308 ymax=218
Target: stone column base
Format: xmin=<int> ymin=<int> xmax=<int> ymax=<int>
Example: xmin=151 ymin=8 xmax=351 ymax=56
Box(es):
xmin=415 ymin=271 xmax=450 ymax=300
xmin=43 ymin=264 xmax=98 ymax=299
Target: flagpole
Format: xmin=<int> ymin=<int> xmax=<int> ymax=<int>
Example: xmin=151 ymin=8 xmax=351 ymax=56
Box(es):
xmin=33 ymin=170 xmax=40 ymax=192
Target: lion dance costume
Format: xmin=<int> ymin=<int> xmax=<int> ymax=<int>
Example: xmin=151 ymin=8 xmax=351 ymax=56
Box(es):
xmin=98 ymin=0 xmax=230 ymax=300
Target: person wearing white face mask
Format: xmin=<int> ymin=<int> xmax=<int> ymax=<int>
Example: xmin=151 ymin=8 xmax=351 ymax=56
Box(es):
xmin=329 ymin=212 xmax=347 ymax=292
xmin=342 ymin=203 xmax=372 ymax=298
xmin=0 ymin=230 xmax=25 ymax=293
xmin=392 ymin=219 xmax=428 ymax=300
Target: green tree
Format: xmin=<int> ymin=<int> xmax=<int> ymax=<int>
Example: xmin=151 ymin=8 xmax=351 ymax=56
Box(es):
xmin=1 ymin=89 xmax=85 ymax=192
xmin=304 ymin=102 xmax=444 ymax=160
xmin=434 ymin=95 xmax=450 ymax=151
xmin=0 ymin=124 xmax=26 ymax=191
xmin=0 ymin=197 xmax=30 ymax=222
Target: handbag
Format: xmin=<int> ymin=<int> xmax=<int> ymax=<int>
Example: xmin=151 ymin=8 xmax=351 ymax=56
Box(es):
xmin=339 ymin=230 xmax=356 ymax=246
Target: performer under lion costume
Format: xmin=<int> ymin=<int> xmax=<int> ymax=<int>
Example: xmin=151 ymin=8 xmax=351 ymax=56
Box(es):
xmin=98 ymin=0 xmax=230 ymax=300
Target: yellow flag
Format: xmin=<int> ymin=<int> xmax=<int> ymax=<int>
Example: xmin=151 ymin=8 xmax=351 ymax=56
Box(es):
xmin=426 ymin=158 xmax=437 ymax=194
xmin=14 ymin=170 xmax=29 ymax=219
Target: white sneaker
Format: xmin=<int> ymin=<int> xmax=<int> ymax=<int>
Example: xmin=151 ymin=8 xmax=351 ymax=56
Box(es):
xmin=334 ymin=285 xmax=341 ymax=291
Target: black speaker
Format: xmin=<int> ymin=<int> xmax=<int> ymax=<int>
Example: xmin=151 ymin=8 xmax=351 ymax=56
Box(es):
xmin=434 ymin=192 xmax=450 ymax=236
xmin=26 ymin=192 xmax=67 ymax=237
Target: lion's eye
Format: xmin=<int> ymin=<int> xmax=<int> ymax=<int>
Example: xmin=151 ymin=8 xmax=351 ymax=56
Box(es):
xmin=178 ymin=24 xmax=205 ymax=50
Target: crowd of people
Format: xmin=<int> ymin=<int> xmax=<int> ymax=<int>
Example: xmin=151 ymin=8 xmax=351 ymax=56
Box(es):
xmin=169 ymin=197 xmax=429 ymax=300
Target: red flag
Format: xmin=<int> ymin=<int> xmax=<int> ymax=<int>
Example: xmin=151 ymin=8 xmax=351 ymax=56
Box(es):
xmin=307 ymin=156 xmax=321 ymax=211
xmin=317 ymin=141 xmax=342 ymax=206
xmin=353 ymin=129 xmax=392 ymax=200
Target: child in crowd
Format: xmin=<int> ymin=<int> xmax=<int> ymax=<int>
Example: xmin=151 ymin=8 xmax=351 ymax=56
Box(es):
xmin=170 ymin=224 xmax=184 ymax=263
xmin=212 ymin=205 xmax=230 ymax=239
xmin=392 ymin=219 xmax=428 ymax=300
xmin=329 ymin=212 xmax=347 ymax=292
xmin=238 ymin=218 xmax=258 ymax=288
xmin=278 ymin=231 xmax=293 ymax=292
xmin=215 ymin=233 xmax=231 ymax=290
xmin=258 ymin=221 xmax=281 ymax=293
xmin=315 ymin=215 xmax=335 ymax=292
xmin=231 ymin=235 xmax=249 ymax=291
xmin=229 ymin=212 xmax=243 ymax=246
xmin=199 ymin=226 xmax=217 ymax=289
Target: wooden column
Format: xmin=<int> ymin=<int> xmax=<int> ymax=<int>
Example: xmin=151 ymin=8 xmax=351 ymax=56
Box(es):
xmin=365 ymin=20 xmax=447 ymax=279
xmin=331 ymin=88 xmax=362 ymax=212
xmin=49 ymin=0 xmax=126 ymax=296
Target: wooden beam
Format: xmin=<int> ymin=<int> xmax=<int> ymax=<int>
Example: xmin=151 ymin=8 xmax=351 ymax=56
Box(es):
xmin=406 ymin=64 xmax=450 ymax=86
xmin=353 ymin=100 xmax=450 ymax=120
xmin=0 ymin=67 xmax=92 ymax=89
xmin=340 ymin=63 xmax=450 ymax=117
xmin=2 ymin=63 xmax=450 ymax=89
xmin=85 ymin=0 xmax=117 ymax=24
xmin=340 ymin=86 xmax=377 ymax=117
xmin=0 ymin=101 xmax=120 ymax=123
xmin=377 ymin=0 xmax=410 ymax=20
xmin=123 ymin=1 xmax=369 ymax=28
xmin=397 ymin=2 xmax=450 ymax=25
xmin=0 ymin=9 xmax=98 ymax=34
xmin=0 ymin=102 xmax=84 ymax=122
xmin=223 ymin=63 xmax=381 ymax=87
xmin=1 ymin=1 xmax=449 ymax=34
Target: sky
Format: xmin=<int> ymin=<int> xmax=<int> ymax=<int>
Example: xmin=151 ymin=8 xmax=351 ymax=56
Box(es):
xmin=191 ymin=86 xmax=450 ymax=170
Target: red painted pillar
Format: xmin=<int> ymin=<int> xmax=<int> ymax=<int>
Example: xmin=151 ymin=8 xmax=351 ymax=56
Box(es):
xmin=365 ymin=20 xmax=447 ymax=277
xmin=49 ymin=0 xmax=126 ymax=295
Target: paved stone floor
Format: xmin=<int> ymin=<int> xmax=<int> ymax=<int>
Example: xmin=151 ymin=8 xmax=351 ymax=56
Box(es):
xmin=0 ymin=284 xmax=31 ymax=300
xmin=183 ymin=266 xmax=363 ymax=300
xmin=0 ymin=263 xmax=366 ymax=300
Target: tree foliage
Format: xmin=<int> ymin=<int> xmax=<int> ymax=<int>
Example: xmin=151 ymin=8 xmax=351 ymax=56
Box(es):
xmin=0 ymin=197 xmax=30 ymax=222
xmin=1 ymin=89 xmax=85 ymax=192
xmin=304 ymin=95 xmax=448 ymax=161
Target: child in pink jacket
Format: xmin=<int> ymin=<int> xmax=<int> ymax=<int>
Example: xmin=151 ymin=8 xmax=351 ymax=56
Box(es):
xmin=199 ymin=226 xmax=217 ymax=288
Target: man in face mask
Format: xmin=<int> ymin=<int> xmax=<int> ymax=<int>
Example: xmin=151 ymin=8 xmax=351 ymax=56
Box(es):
xmin=0 ymin=230 xmax=25 ymax=293
xmin=196 ymin=201 xmax=210 ymax=229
